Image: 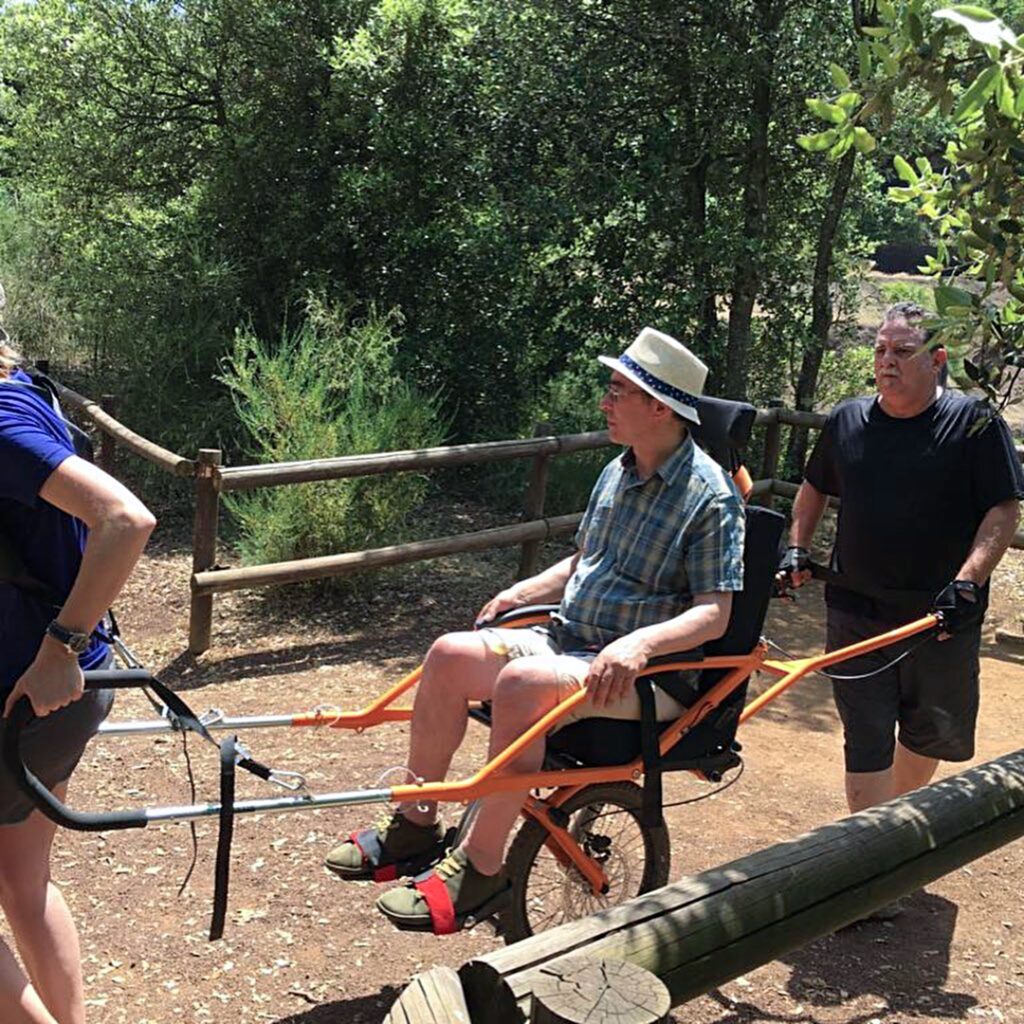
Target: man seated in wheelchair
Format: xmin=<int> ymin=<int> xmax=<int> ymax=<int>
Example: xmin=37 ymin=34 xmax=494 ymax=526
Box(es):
xmin=327 ymin=328 xmax=745 ymax=933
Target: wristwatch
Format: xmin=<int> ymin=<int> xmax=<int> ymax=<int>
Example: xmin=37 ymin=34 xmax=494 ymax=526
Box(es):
xmin=45 ymin=620 xmax=91 ymax=656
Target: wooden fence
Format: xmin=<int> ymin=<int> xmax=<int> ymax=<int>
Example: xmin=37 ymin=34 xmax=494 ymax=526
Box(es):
xmin=385 ymin=747 xmax=1024 ymax=1022
xmin=47 ymin=365 xmax=1024 ymax=653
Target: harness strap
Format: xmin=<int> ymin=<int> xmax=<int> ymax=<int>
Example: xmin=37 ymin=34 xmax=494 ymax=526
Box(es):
xmin=635 ymin=678 xmax=663 ymax=829
xmin=209 ymin=735 xmax=237 ymax=940
xmin=414 ymin=873 xmax=457 ymax=935
xmin=350 ymin=828 xmax=400 ymax=882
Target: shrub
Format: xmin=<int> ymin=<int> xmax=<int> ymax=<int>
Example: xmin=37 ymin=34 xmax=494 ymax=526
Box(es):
xmin=816 ymin=344 xmax=875 ymax=409
xmin=219 ymin=303 xmax=447 ymax=576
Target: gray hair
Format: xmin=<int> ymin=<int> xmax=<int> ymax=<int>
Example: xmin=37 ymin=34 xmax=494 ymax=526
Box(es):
xmin=0 ymin=282 xmax=21 ymax=378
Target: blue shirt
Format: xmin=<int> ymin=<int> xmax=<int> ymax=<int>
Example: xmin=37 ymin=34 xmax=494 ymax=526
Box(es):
xmin=0 ymin=369 xmax=108 ymax=692
xmin=558 ymin=436 xmax=746 ymax=648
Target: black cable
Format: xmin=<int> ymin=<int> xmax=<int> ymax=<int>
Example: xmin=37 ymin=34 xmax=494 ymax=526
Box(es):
xmin=767 ymin=630 xmax=936 ymax=682
xmin=175 ymin=731 xmax=200 ymax=898
xmin=585 ymin=759 xmax=745 ymax=823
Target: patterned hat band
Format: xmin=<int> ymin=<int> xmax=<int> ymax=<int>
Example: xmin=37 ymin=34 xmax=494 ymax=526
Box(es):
xmin=618 ymin=355 xmax=699 ymax=409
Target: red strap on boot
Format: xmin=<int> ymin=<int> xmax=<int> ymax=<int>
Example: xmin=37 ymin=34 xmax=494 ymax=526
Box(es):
xmin=349 ymin=830 xmax=399 ymax=881
xmin=414 ymin=873 xmax=457 ymax=935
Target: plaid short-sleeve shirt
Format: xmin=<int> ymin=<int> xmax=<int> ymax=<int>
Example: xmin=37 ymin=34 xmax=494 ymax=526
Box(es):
xmin=557 ymin=436 xmax=745 ymax=648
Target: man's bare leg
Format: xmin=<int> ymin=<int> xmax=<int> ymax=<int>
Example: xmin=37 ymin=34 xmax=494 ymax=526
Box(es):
xmin=461 ymin=658 xmax=570 ymax=875
xmin=845 ymin=743 xmax=940 ymax=813
xmin=399 ymin=632 xmax=507 ymax=826
xmin=0 ymin=783 xmax=85 ymax=1024
xmin=891 ymin=742 xmax=939 ymax=795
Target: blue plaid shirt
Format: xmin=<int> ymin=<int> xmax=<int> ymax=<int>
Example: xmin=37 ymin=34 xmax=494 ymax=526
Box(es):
xmin=557 ymin=436 xmax=745 ymax=648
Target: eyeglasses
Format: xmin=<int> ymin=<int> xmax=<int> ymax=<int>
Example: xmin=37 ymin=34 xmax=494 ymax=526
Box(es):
xmin=603 ymin=382 xmax=648 ymax=403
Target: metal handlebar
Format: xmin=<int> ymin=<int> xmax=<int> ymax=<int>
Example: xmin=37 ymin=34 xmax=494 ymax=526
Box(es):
xmin=2 ymin=670 xmax=159 ymax=832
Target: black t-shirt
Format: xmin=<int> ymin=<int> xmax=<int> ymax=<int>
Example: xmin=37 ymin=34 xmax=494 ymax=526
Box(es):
xmin=804 ymin=390 xmax=1024 ymax=621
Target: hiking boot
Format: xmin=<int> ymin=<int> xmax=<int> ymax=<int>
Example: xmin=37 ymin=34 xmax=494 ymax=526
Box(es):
xmin=376 ymin=847 xmax=511 ymax=934
xmin=325 ymin=810 xmax=446 ymax=882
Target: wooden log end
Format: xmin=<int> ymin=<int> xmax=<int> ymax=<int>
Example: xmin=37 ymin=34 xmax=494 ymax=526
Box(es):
xmin=529 ymin=956 xmax=670 ymax=1024
xmin=384 ymin=965 xmax=471 ymax=1023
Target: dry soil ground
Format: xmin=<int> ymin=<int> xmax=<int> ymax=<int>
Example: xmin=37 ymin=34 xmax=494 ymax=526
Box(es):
xmin=2 ymin=523 xmax=1023 ymax=1024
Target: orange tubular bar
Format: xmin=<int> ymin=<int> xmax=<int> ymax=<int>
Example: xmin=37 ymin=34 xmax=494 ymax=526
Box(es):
xmin=740 ymin=614 xmax=939 ymax=724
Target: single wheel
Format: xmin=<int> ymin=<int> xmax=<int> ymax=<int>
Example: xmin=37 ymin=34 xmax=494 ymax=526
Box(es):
xmin=500 ymin=781 xmax=670 ymax=943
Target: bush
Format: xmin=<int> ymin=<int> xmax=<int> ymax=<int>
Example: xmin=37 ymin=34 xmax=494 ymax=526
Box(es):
xmin=219 ymin=303 xmax=447 ymax=575
xmin=816 ymin=344 xmax=875 ymax=409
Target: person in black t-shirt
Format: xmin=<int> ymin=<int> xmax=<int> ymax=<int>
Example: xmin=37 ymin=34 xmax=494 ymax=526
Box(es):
xmin=781 ymin=302 xmax=1022 ymax=818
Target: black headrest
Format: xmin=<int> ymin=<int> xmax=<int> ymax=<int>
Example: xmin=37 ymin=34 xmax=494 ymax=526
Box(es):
xmin=691 ymin=395 xmax=757 ymax=470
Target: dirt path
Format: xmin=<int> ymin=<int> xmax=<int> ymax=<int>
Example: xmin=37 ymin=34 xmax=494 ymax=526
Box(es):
xmin=3 ymin=537 xmax=1022 ymax=1024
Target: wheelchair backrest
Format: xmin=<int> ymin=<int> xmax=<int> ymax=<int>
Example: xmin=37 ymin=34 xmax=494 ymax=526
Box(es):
xmin=661 ymin=502 xmax=785 ymax=763
xmin=691 ymin=395 xmax=757 ymax=475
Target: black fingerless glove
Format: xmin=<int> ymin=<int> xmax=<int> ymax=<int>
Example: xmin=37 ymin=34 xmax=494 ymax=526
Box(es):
xmin=778 ymin=545 xmax=811 ymax=580
xmin=932 ymin=579 xmax=983 ymax=634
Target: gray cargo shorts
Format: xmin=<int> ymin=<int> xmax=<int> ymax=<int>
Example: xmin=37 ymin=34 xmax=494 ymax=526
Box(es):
xmin=0 ymin=659 xmax=114 ymax=825
xmin=480 ymin=626 xmax=690 ymax=727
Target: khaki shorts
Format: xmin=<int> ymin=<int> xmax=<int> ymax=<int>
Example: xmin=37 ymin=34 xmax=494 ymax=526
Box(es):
xmin=480 ymin=626 xmax=689 ymax=728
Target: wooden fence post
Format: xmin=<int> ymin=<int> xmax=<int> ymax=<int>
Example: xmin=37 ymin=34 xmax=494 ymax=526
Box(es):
xmin=529 ymin=958 xmax=670 ymax=1024
xmin=756 ymin=399 xmax=784 ymax=508
xmin=517 ymin=421 xmax=553 ymax=580
xmin=189 ymin=448 xmax=222 ymax=654
xmin=98 ymin=395 xmax=118 ymax=475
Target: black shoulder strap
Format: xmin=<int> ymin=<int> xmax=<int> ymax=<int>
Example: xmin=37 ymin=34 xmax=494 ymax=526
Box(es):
xmin=19 ymin=369 xmax=94 ymax=463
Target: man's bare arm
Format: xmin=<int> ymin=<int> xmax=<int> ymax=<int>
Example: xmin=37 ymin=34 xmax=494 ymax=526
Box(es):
xmin=585 ymin=591 xmax=733 ymax=709
xmin=956 ymin=498 xmax=1020 ymax=586
xmin=476 ymin=553 xmax=580 ymax=624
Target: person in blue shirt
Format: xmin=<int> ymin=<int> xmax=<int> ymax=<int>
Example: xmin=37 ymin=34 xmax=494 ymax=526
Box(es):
xmin=0 ymin=318 xmax=155 ymax=1024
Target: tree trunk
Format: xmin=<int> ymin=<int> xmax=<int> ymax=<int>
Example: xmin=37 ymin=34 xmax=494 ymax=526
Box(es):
xmin=723 ymin=0 xmax=782 ymax=401
xmin=784 ymin=146 xmax=857 ymax=477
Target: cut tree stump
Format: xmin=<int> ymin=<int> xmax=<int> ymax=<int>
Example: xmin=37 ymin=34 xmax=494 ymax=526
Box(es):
xmin=529 ymin=957 xmax=670 ymax=1024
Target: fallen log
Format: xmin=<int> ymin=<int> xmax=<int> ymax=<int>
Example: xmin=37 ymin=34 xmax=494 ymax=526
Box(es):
xmin=461 ymin=749 xmax=1024 ymax=1023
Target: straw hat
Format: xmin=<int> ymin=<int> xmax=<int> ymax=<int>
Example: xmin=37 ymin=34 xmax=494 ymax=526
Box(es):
xmin=598 ymin=327 xmax=707 ymax=425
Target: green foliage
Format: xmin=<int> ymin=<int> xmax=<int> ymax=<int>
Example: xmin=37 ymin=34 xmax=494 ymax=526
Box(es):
xmin=879 ymin=279 xmax=936 ymax=306
xmin=816 ymin=344 xmax=876 ymax=408
xmin=0 ymin=0 xmax=898 ymax=496
xmin=219 ymin=304 xmax=447 ymax=571
xmin=802 ymin=0 xmax=1024 ymax=409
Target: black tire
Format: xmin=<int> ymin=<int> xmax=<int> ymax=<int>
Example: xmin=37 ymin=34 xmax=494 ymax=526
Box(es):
xmin=500 ymin=781 xmax=670 ymax=943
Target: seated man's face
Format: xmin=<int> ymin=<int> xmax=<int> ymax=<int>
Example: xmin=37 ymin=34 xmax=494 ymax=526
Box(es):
xmin=599 ymin=372 xmax=656 ymax=445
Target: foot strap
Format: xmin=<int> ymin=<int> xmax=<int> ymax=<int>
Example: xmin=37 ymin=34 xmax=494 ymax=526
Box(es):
xmin=414 ymin=873 xmax=457 ymax=935
xmin=349 ymin=829 xmax=400 ymax=882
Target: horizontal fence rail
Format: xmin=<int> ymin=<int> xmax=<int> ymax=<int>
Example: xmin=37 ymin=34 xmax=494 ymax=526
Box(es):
xmin=192 ymin=514 xmax=583 ymax=596
xmin=53 ymin=379 xmax=196 ymax=477
xmin=216 ymin=432 xmax=611 ymax=492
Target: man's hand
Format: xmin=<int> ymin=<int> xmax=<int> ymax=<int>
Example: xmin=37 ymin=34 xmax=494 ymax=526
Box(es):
xmin=475 ymin=586 xmax=525 ymax=628
xmin=585 ymin=634 xmax=650 ymax=710
xmin=932 ymin=579 xmax=983 ymax=640
xmin=3 ymin=641 xmax=85 ymax=719
xmin=776 ymin=545 xmax=812 ymax=590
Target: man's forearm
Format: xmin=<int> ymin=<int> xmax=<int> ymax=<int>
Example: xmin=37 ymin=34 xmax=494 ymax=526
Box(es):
xmin=508 ymin=553 xmax=578 ymax=605
xmin=956 ymin=499 xmax=1021 ymax=586
xmin=628 ymin=594 xmax=732 ymax=659
xmin=788 ymin=481 xmax=828 ymax=548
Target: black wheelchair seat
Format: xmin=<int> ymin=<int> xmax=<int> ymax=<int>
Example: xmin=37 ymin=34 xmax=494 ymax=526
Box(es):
xmin=543 ymin=503 xmax=785 ymax=772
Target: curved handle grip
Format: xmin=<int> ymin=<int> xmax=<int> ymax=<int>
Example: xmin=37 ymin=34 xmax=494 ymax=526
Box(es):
xmin=2 ymin=674 xmax=157 ymax=831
